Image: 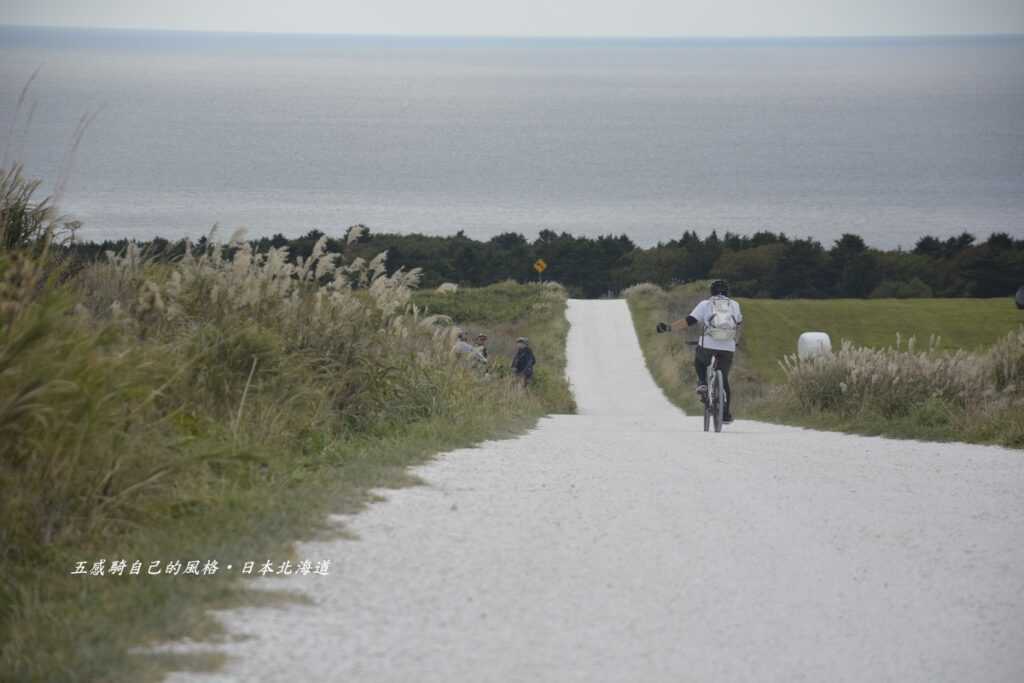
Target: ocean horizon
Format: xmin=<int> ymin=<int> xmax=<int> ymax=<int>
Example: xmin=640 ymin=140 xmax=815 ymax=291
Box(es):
xmin=2 ymin=25 xmax=1022 ymax=248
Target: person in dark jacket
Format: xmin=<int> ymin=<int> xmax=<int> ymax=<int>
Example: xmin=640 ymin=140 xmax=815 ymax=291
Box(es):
xmin=511 ymin=337 xmax=536 ymax=387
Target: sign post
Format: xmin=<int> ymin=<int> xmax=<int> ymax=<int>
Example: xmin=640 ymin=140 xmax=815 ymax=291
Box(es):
xmin=533 ymin=258 xmax=547 ymax=283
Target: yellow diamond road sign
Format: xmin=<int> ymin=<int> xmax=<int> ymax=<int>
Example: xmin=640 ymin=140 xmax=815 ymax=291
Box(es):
xmin=534 ymin=259 xmax=547 ymax=274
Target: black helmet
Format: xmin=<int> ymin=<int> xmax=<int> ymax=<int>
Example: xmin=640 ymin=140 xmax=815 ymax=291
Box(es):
xmin=710 ymin=279 xmax=729 ymax=296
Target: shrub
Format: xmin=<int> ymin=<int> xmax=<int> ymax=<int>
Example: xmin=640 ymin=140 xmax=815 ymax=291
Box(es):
xmin=0 ymin=254 xmax=185 ymax=570
xmin=621 ymin=282 xmax=665 ymax=298
xmin=870 ymin=277 xmax=933 ymax=298
xmin=0 ymin=165 xmax=79 ymax=252
xmin=779 ymin=329 xmax=1024 ymax=421
xmin=1 ymin=227 xmax=551 ymax=653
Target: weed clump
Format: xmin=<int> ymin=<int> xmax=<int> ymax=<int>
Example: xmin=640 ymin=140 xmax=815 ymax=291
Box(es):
xmin=779 ymin=331 xmax=1024 ymax=417
xmin=776 ymin=330 xmax=1024 ymax=444
xmin=1 ymin=171 xmax=570 ymax=678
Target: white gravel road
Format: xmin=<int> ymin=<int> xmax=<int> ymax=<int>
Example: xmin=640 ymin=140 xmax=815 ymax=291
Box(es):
xmin=168 ymin=299 xmax=1024 ymax=682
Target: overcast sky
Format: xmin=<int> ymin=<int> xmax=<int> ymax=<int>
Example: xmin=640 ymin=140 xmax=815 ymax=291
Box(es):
xmin=2 ymin=0 xmax=1023 ymax=37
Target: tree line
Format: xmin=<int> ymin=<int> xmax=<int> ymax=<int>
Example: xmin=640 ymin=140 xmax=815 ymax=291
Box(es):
xmin=67 ymin=227 xmax=1024 ymax=299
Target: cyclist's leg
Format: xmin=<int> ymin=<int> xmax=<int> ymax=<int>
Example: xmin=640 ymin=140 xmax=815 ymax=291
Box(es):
xmin=714 ymin=350 xmax=735 ymax=418
xmin=693 ymin=347 xmax=709 ymax=387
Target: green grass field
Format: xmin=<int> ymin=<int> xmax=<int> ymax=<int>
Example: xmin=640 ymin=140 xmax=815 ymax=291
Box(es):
xmin=739 ymin=298 xmax=1024 ymax=382
xmin=627 ymin=285 xmax=1024 ymax=447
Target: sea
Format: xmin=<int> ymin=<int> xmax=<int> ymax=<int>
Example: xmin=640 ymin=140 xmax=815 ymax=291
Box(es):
xmin=1 ymin=26 xmax=1022 ymax=248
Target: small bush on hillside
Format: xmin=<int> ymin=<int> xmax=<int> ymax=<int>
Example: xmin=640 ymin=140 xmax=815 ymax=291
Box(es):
xmin=621 ymin=282 xmax=665 ymax=298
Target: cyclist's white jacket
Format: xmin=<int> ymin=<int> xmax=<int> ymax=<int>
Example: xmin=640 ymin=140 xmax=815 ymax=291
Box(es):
xmin=689 ymin=297 xmax=743 ymax=352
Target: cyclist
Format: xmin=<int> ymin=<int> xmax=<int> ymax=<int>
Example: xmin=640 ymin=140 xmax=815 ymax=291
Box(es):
xmin=655 ymin=279 xmax=742 ymax=423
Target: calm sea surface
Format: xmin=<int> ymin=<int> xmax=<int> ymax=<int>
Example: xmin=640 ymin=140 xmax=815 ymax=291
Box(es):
xmin=1 ymin=27 xmax=1022 ymax=248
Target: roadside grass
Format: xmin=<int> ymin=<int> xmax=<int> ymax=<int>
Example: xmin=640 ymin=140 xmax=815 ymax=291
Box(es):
xmin=626 ymin=284 xmax=1024 ymax=448
xmin=414 ymin=281 xmax=575 ymax=414
xmin=625 ymin=283 xmax=706 ymax=415
xmin=5 ymin=399 xmax=547 ymax=683
xmin=741 ymin=297 xmax=1024 ymax=382
xmin=1 ymin=228 xmax=572 ymax=682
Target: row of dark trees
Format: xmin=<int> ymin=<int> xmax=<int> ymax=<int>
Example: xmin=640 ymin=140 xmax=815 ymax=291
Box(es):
xmin=67 ymin=227 xmax=1024 ymax=299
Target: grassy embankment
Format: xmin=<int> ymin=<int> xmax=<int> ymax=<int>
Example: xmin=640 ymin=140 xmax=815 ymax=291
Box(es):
xmin=413 ymin=283 xmax=575 ymax=413
xmin=1 ymin=168 xmax=574 ymax=683
xmin=626 ymin=282 xmax=1024 ymax=447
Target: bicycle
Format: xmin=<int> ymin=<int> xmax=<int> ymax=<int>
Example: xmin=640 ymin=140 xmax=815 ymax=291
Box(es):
xmin=687 ymin=341 xmax=726 ymax=432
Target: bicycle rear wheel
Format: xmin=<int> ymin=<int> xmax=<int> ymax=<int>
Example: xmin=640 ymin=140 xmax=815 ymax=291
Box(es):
xmin=712 ymin=369 xmax=725 ymax=432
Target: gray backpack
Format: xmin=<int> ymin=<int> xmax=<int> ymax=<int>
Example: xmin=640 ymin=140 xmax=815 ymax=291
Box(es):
xmin=706 ymin=296 xmax=738 ymax=341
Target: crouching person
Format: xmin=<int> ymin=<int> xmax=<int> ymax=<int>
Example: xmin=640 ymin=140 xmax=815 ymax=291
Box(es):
xmin=452 ymin=330 xmax=487 ymax=369
xmin=511 ymin=336 xmax=535 ymax=387
xmin=474 ymin=333 xmax=489 ymax=360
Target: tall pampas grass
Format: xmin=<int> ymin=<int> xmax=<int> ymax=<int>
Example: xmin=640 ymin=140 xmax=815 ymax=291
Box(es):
xmin=2 ymin=161 xmax=575 ymax=679
xmin=780 ymin=329 xmax=1024 ymax=419
xmin=1 ymin=222 xmax=527 ymax=592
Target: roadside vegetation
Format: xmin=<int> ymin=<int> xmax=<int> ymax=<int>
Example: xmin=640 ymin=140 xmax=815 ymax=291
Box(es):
xmin=414 ymin=281 xmax=575 ymax=413
xmin=734 ymin=297 xmax=1024 ymax=383
xmin=0 ymin=168 xmax=572 ymax=681
xmin=626 ymin=283 xmax=1024 ymax=448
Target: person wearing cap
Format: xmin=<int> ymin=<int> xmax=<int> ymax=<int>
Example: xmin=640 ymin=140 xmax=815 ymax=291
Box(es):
xmin=511 ymin=337 xmax=536 ymax=387
xmin=452 ymin=330 xmax=486 ymax=367
xmin=474 ymin=333 xmax=489 ymax=360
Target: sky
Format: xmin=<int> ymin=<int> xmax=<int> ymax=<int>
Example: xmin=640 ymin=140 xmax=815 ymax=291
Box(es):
xmin=1 ymin=0 xmax=1023 ymax=37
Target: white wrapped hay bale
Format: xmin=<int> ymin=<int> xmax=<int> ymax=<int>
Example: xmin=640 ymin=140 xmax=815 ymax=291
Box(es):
xmin=798 ymin=332 xmax=832 ymax=360
xmin=1016 ymin=285 xmax=1024 ymax=310
xmin=436 ymin=282 xmax=458 ymax=294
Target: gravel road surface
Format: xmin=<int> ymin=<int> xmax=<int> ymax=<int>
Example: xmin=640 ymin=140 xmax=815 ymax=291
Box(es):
xmin=168 ymin=299 xmax=1024 ymax=682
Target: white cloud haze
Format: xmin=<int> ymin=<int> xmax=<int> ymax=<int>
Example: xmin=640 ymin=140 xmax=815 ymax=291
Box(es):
xmin=2 ymin=0 xmax=1023 ymax=37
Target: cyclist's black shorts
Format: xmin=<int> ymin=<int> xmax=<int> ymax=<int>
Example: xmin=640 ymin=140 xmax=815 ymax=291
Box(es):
xmin=694 ymin=347 xmax=734 ymax=373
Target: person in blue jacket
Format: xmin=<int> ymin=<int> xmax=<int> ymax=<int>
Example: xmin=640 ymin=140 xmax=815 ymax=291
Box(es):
xmin=511 ymin=337 xmax=536 ymax=387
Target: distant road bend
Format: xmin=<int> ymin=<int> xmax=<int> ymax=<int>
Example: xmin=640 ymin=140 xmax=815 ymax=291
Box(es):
xmin=170 ymin=299 xmax=1024 ymax=682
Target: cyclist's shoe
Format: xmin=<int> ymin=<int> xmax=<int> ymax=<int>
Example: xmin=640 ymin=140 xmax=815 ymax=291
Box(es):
xmin=695 ymin=385 xmax=708 ymax=402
